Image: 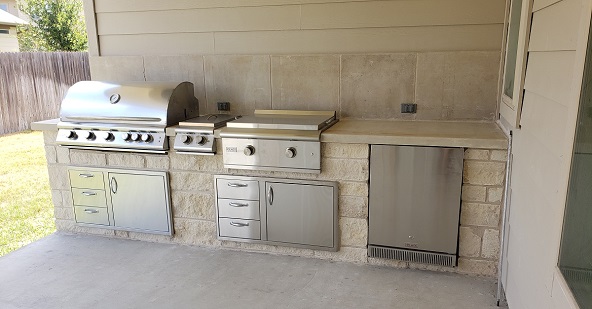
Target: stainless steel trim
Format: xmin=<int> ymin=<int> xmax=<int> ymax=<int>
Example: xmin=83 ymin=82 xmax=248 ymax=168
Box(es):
xmin=224 ymin=164 xmax=322 ymax=174
xmin=60 ymin=145 xmax=167 ymax=154
xmin=227 ymin=183 xmax=248 ymax=188
xmin=230 ymin=221 xmax=250 ymax=227
xmin=79 ymin=173 xmax=94 ymax=178
xmin=254 ymin=110 xmax=335 ymax=117
xmin=82 ymin=191 xmax=97 ymax=196
xmin=84 ymin=209 xmax=99 ymax=214
xmin=66 ymin=116 xmax=162 ymax=122
xmin=228 ymin=202 xmax=248 ymax=207
xmin=220 ymin=128 xmax=320 ymax=141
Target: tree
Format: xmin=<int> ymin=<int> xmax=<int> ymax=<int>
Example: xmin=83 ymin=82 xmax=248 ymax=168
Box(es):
xmin=17 ymin=0 xmax=87 ymax=52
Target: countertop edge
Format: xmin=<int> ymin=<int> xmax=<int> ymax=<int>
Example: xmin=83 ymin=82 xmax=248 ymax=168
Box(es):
xmin=31 ymin=119 xmax=59 ymax=131
xmin=31 ymin=119 xmax=508 ymax=150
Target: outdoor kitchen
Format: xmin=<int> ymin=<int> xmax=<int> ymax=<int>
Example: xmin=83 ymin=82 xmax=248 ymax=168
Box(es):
xmin=3 ymin=0 xmax=590 ymax=307
xmin=33 ymin=71 xmax=507 ymax=277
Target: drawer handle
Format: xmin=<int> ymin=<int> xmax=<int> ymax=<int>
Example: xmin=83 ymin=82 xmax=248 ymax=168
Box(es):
xmin=81 ymin=191 xmax=97 ymax=196
xmin=227 ymin=183 xmax=248 ymax=188
xmin=228 ymin=202 xmax=249 ymax=208
xmin=84 ymin=209 xmax=99 ymax=214
xmin=229 ymin=222 xmax=249 ymax=227
xmin=79 ymin=173 xmax=94 ymax=178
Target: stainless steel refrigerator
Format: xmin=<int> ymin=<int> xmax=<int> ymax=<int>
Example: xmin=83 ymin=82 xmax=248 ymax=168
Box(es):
xmin=368 ymin=145 xmax=464 ymax=266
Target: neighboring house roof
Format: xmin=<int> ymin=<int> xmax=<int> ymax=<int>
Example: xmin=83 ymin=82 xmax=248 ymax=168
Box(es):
xmin=0 ymin=9 xmax=27 ymax=26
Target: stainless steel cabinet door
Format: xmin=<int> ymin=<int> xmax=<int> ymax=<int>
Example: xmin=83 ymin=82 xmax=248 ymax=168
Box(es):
xmin=369 ymin=145 xmax=463 ymax=254
xmin=265 ymin=182 xmax=334 ymax=248
xmin=108 ymin=172 xmax=171 ymax=233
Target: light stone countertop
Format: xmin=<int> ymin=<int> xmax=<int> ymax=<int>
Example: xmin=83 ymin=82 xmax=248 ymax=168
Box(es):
xmin=321 ymin=119 xmax=508 ymax=149
xmin=31 ymin=118 xmax=59 ymax=131
xmin=32 ymin=118 xmax=508 ymax=149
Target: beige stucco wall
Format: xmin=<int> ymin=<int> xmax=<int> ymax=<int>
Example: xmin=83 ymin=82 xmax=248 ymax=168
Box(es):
xmin=503 ymin=0 xmax=590 ymax=307
xmin=84 ymin=0 xmax=506 ymax=121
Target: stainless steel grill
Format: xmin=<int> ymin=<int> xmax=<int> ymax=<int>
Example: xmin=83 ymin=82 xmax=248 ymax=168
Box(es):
xmin=56 ymin=81 xmax=199 ymax=153
xmin=220 ymin=110 xmax=338 ymax=173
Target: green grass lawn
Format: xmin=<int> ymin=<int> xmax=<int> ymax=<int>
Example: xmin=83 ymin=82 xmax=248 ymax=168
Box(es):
xmin=0 ymin=130 xmax=55 ymax=256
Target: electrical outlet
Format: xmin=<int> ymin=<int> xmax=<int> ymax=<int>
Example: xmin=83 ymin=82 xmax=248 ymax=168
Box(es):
xmin=217 ymin=102 xmax=230 ymax=111
xmin=401 ymin=103 xmax=417 ymax=114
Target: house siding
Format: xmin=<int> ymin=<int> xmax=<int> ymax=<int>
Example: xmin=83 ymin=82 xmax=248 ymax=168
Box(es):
xmin=504 ymin=0 xmax=589 ymax=307
xmin=92 ymin=0 xmax=505 ymax=56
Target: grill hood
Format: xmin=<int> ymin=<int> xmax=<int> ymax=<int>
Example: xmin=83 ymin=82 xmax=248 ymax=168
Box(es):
xmin=59 ymin=81 xmax=199 ymax=128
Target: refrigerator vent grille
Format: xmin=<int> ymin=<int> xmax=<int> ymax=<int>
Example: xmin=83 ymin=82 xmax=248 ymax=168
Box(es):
xmin=368 ymin=245 xmax=456 ymax=267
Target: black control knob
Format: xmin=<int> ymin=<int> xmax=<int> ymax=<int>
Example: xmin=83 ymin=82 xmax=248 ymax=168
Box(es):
xmin=181 ymin=135 xmax=192 ymax=145
xmin=85 ymin=131 xmax=96 ymax=140
xmin=131 ymin=133 xmax=141 ymax=141
xmin=102 ymin=132 xmax=115 ymax=141
xmin=122 ymin=132 xmax=132 ymax=142
xmin=244 ymin=145 xmax=255 ymax=156
xmin=141 ymin=133 xmax=153 ymax=143
xmin=285 ymin=147 xmax=297 ymax=158
xmin=197 ymin=135 xmax=207 ymax=146
xmin=67 ymin=131 xmax=78 ymax=140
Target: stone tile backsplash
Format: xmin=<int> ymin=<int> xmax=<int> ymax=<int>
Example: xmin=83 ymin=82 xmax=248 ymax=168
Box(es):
xmin=90 ymin=51 xmax=500 ymax=120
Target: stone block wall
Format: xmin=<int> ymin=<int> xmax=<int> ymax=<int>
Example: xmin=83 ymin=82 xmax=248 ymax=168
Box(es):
xmin=42 ymin=131 xmax=506 ymax=277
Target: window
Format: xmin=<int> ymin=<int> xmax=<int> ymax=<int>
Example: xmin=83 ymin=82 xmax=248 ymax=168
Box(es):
xmin=0 ymin=4 xmax=7 ymax=12
xmin=499 ymin=0 xmax=533 ymax=129
xmin=0 ymin=29 xmax=8 ymax=34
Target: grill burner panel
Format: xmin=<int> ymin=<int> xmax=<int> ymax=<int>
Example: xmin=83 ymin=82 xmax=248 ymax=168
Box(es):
xmin=220 ymin=110 xmax=338 ymax=173
xmin=173 ymin=114 xmax=239 ymax=154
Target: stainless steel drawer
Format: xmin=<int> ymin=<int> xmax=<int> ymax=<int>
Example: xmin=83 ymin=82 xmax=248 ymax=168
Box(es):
xmin=72 ymin=188 xmax=107 ymax=207
xmin=69 ymin=170 xmax=105 ymax=189
xmin=216 ymin=178 xmax=259 ymax=200
xmin=74 ymin=206 xmax=110 ymax=225
xmin=218 ymin=218 xmax=261 ymax=240
xmin=218 ymin=199 xmax=260 ymax=220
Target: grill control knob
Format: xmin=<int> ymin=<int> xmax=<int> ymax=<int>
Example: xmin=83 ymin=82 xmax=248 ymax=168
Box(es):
xmin=131 ymin=133 xmax=141 ymax=141
xmin=181 ymin=135 xmax=192 ymax=144
xmin=102 ymin=132 xmax=115 ymax=141
xmin=122 ymin=133 xmax=132 ymax=142
xmin=67 ymin=131 xmax=78 ymax=140
xmin=197 ymin=135 xmax=207 ymax=146
xmin=141 ymin=133 xmax=153 ymax=143
xmin=85 ymin=131 xmax=96 ymax=140
xmin=244 ymin=145 xmax=255 ymax=156
xmin=285 ymin=147 xmax=297 ymax=158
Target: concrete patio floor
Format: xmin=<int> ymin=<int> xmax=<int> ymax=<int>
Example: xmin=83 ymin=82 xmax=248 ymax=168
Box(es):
xmin=0 ymin=233 xmax=505 ymax=309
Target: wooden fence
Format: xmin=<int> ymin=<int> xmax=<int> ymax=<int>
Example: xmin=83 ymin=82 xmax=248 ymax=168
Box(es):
xmin=0 ymin=52 xmax=90 ymax=135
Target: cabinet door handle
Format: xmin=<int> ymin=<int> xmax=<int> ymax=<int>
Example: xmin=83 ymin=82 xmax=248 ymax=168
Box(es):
xmin=79 ymin=173 xmax=94 ymax=178
xmin=110 ymin=177 xmax=118 ymax=194
xmin=229 ymin=221 xmax=249 ymax=227
xmin=84 ymin=209 xmax=99 ymax=214
xmin=228 ymin=202 xmax=248 ymax=208
xmin=227 ymin=183 xmax=248 ymax=188
xmin=81 ymin=191 xmax=97 ymax=196
xmin=267 ymin=186 xmax=274 ymax=205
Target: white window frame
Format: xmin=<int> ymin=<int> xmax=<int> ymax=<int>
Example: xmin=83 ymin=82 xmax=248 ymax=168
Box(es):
xmin=499 ymin=0 xmax=534 ymax=129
